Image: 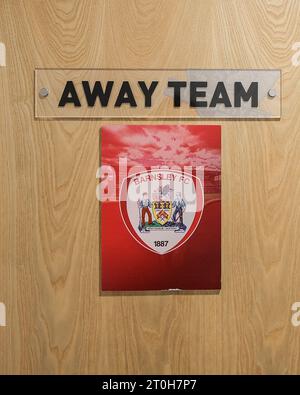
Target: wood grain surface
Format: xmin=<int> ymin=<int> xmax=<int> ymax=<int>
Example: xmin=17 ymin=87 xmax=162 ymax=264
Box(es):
xmin=1 ymin=0 xmax=300 ymax=374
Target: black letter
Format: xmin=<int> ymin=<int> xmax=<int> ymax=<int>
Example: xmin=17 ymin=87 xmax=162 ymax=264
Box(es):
xmin=168 ymin=81 xmax=187 ymax=107
xmin=138 ymin=81 xmax=158 ymax=107
xmin=58 ymin=81 xmax=81 ymax=107
xmin=190 ymin=81 xmax=207 ymax=107
xmin=234 ymin=82 xmax=258 ymax=107
xmin=115 ymin=81 xmax=137 ymax=107
xmin=82 ymin=81 xmax=113 ymax=107
xmin=210 ymin=82 xmax=231 ymax=107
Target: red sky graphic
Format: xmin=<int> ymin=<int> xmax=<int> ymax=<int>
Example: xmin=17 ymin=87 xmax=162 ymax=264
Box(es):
xmin=101 ymin=124 xmax=221 ymax=171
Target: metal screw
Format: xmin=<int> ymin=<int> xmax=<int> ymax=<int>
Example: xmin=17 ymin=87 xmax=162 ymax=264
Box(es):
xmin=268 ymin=89 xmax=276 ymax=98
xmin=39 ymin=87 xmax=49 ymax=98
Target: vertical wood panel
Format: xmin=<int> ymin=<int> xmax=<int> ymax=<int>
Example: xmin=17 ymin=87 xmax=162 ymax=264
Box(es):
xmin=0 ymin=0 xmax=300 ymax=374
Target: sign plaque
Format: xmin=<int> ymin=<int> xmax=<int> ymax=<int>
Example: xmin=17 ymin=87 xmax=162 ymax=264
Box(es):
xmin=35 ymin=69 xmax=281 ymax=119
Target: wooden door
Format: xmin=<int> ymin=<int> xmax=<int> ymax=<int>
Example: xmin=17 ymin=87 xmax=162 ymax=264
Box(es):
xmin=1 ymin=0 xmax=300 ymax=374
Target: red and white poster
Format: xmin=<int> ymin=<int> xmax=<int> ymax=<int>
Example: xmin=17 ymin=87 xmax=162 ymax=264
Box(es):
xmin=100 ymin=125 xmax=221 ymax=291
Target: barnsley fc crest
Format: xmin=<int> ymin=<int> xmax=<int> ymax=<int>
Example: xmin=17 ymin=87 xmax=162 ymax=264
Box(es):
xmin=119 ymin=169 xmax=204 ymax=255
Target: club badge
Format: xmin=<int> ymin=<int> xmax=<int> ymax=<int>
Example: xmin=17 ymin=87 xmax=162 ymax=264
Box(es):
xmin=119 ymin=169 xmax=204 ymax=254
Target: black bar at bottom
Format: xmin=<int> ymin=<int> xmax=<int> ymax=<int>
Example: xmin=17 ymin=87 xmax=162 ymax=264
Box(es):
xmin=0 ymin=375 xmax=299 ymax=392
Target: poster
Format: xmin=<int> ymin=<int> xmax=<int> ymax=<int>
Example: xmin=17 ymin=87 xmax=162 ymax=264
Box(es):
xmin=100 ymin=125 xmax=221 ymax=291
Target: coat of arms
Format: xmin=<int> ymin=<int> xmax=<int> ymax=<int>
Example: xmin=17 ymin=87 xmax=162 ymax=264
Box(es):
xmin=120 ymin=169 xmax=204 ymax=254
